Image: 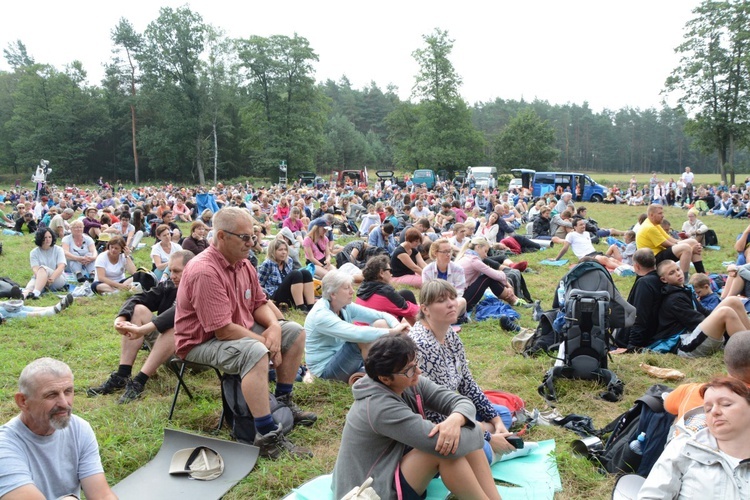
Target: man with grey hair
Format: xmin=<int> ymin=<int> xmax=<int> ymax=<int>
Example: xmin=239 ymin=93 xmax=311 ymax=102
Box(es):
xmin=304 ymin=269 xmax=406 ymax=384
xmin=0 ymin=358 xmax=117 ymax=500
xmin=88 ymin=250 xmax=195 ymax=404
xmin=175 ymin=207 xmax=315 ymax=459
xmin=49 ymin=207 xmax=75 ymax=239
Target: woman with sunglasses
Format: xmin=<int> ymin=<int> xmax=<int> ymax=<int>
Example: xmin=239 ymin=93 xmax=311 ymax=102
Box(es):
xmin=356 ymin=255 xmax=419 ymax=325
xmin=333 ymin=333 xmax=499 ymax=500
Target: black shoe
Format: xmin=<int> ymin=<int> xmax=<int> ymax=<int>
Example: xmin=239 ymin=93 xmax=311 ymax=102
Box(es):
xmin=253 ymin=425 xmax=313 ymax=459
xmin=499 ymin=316 xmax=520 ymax=332
xmin=76 ymin=272 xmax=86 ymax=283
xmin=275 ymin=392 xmax=317 ymax=427
xmin=118 ymin=379 xmax=145 ymax=404
xmin=9 ymin=285 xmax=22 ymax=300
xmin=87 ymin=372 xmax=128 ymax=397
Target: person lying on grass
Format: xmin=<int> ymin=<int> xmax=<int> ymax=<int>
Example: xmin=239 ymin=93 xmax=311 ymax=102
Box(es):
xmin=553 ymin=217 xmax=622 ymax=269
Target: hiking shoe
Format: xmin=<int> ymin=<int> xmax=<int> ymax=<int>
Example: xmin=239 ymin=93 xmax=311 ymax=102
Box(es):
xmin=253 ymin=425 xmax=313 ymax=459
xmin=87 ymin=372 xmax=128 ymax=397
xmin=118 ymin=379 xmax=145 ymax=404
xmin=9 ymin=285 xmax=23 ymax=300
xmin=532 ymin=300 xmax=544 ymax=322
xmin=275 ymin=392 xmax=317 ymax=427
xmin=499 ymin=316 xmax=520 ymax=332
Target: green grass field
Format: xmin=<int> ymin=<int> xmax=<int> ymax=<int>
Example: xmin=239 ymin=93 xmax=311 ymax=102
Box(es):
xmin=0 ymin=199 xmax=743 ymax=499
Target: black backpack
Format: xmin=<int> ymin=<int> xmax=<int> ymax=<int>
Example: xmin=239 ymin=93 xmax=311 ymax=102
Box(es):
xmin=0 ymin=277 xmax=22 ymax=298
xmin=704 ymin=229 xmax=718 ymax=246
xmin=590 ymin=384 xmax=674 ymax=476
xmin=539 ymin=289 xmax=624 ymax=403
xmin=221 ymin=373 xmax=294 ymax=444
xmin=523 ymin=309 xmax=560 ymax=356
xmin=132 ymin=268 xmax=157 ymax=292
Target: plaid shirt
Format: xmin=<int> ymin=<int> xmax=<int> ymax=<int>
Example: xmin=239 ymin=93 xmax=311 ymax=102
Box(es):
xmin=257 ymin=256 xmax=293 ymax=298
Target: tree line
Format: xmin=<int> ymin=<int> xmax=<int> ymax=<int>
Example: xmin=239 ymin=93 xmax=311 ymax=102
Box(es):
xmin=0 ymin=3 xmax=747 ymax=185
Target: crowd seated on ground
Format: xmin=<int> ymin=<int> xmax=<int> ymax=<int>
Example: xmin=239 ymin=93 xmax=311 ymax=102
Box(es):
xmin=5 ymin=170 xmax=750 ymax=493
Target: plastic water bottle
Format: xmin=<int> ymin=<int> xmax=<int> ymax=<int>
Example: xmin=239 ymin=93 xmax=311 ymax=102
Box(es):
xmin=557 ymin=281 xmax=565 ymax=306
xmin=629 ymin=432 xmax=646 ymax=455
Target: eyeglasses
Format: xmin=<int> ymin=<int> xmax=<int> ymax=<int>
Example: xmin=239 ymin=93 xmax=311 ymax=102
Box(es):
xmin=223 ymin=230 xmax=254 ymax=243
xmin=384 ymin=268 xmax=392 ymax=272
xmin=436 ymin=250 xmax=451 ymax=254
xmin=394 ymin=364 xmax=418 ymax=378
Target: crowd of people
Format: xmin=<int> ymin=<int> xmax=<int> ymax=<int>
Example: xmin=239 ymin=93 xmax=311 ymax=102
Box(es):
xmin=3 ymin=169 xmax=750 ymax=499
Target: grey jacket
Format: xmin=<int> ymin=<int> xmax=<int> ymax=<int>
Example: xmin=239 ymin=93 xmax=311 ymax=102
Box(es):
xmin=638 ymin=428 xmax=750 ymax=499
xmin=332 ymin=375 xmax=483 ymax=499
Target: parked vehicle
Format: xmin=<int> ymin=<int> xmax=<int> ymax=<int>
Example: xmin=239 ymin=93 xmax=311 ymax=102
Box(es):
xmin=375 ymin=170 xmax=405 ymax=189
xmin=511 ymin=169 xmax=609 ymax=202
xmin=331 ymin=169 xmax=368 ymax=188
xmin=467 ymin=166 xmax=497 ymax=189
xmin=298 ymin=171 xmax=316 ymax=187
xmin=412 ymin=169 xmax=437 ymax=189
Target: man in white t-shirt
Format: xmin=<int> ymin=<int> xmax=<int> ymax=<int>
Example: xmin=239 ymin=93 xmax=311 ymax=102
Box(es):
xmin=409 ymin=200 xmax=432 ymax=221
xmin=0 ymin=358 xmax=116 ymax=500
xmin=554 ymin=218 xmax=621 ymax=268
xmin=681 ymin=166 xmax=695 ymax=201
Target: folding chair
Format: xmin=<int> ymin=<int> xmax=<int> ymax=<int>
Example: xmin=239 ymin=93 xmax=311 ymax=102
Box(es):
xmin=167 ymin=358 xmax=225 ymax=432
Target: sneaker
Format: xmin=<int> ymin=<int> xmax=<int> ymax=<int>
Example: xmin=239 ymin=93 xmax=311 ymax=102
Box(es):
xmin=253 ymin=425 xmax=313 ymax=459
xmin=87 ymin=372 xmax=128 ymax=397
xmin=9 ymin=285 xmax=22 ymax=300
xmin=499 ymin=316 xmax=520 ymax=332
xmin=118 ymin=379 xmax=145 ymax=404
xmin=275 ymin=393 xmax=317 ymax=427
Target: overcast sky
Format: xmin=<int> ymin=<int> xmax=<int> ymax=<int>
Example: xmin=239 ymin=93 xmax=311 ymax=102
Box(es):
xmin=1 ymin=0 xmax=700 ymax=112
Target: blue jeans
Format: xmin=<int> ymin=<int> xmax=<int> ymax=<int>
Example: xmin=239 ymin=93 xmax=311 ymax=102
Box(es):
xmin=481 ymin=404 xmax=513 ymax=463
xmin=319 ymin=341 xmax=365 ymax=382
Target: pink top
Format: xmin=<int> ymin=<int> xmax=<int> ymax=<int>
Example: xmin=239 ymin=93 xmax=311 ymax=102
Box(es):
xmin=175 ymin=245 xmax=268 ymax=358
xmin=456 ymin=253 xmax=507 ymax=287
xmin=283 ymin=218 xmax=304 ymax=232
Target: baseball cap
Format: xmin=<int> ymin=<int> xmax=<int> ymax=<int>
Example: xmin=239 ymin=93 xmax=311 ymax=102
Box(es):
xmin=312 ymin=219 xmax=332 ymax=230
xmin=169 ymin=446 xmax=224 ymax=481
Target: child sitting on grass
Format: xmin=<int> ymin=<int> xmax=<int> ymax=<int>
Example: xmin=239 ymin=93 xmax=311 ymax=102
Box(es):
xmin=605 ymin=230 xmax=637 ymax=265
xmin=689 ymin=273 xmax=721 ymax=312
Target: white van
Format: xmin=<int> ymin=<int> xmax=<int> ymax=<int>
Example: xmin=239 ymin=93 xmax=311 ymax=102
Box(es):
xmin=467 ymin=166 xmax=497 ymax=189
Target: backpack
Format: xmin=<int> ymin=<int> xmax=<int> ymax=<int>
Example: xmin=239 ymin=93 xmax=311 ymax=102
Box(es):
xmin=221 ymin=373 xmax=294 ymax=444
xmin=0 ymin=277 xmax=22 ymax=298
xmin=483 ymin=390 xmax=526 ymax=424
xmin=539 ymin=289 xmax=624 ymax=403
xmin=704 ymin=229 xmax=718 ymax=246
xmin=554 ymin=261 xmax=636 ymax=329
xmin=590 ymin=384 xmax=674 ymax=476
xmin=523 ymin=309 xmax=560 ymax=356
xmin=132 ymin=268 xmax=157 ymax=292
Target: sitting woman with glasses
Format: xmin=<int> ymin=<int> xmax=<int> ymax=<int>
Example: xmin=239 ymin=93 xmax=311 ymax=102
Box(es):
xmin=258 ymin=238 xmax=315 ymax=312
xmin=410 ymin=280 xmax=517 ymax=464
xmin=151 ymin=224 xmax=183 ymax=281
xmin=332 ymin=333 xmax=500 ymax=500
xmin=421 ymin=238 xmax=467 ymax=320
xmin=356 ymin=255 xmax=419 ymax=325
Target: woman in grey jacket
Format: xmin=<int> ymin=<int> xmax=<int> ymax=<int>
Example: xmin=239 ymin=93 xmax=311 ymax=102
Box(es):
xmin=638 ymin=377 xmax=750 ymax=499
xmin=332 ymin=334 xmax=499 ymax=500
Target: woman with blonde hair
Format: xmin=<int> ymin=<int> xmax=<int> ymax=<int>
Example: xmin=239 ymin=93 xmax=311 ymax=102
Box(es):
xmin=258 ymin=238 xmax=315 ymax=311
xmin=303 ymin=219 xmax=332 ymax=278
xmin=422 ymin=238 xmax=467 ymax=318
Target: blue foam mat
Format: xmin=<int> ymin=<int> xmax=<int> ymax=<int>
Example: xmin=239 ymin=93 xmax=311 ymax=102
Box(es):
xmin=284 ymin=440 xmax=561 ymax=500
xmin=540 ymin=259 xmax=568 ymax=266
